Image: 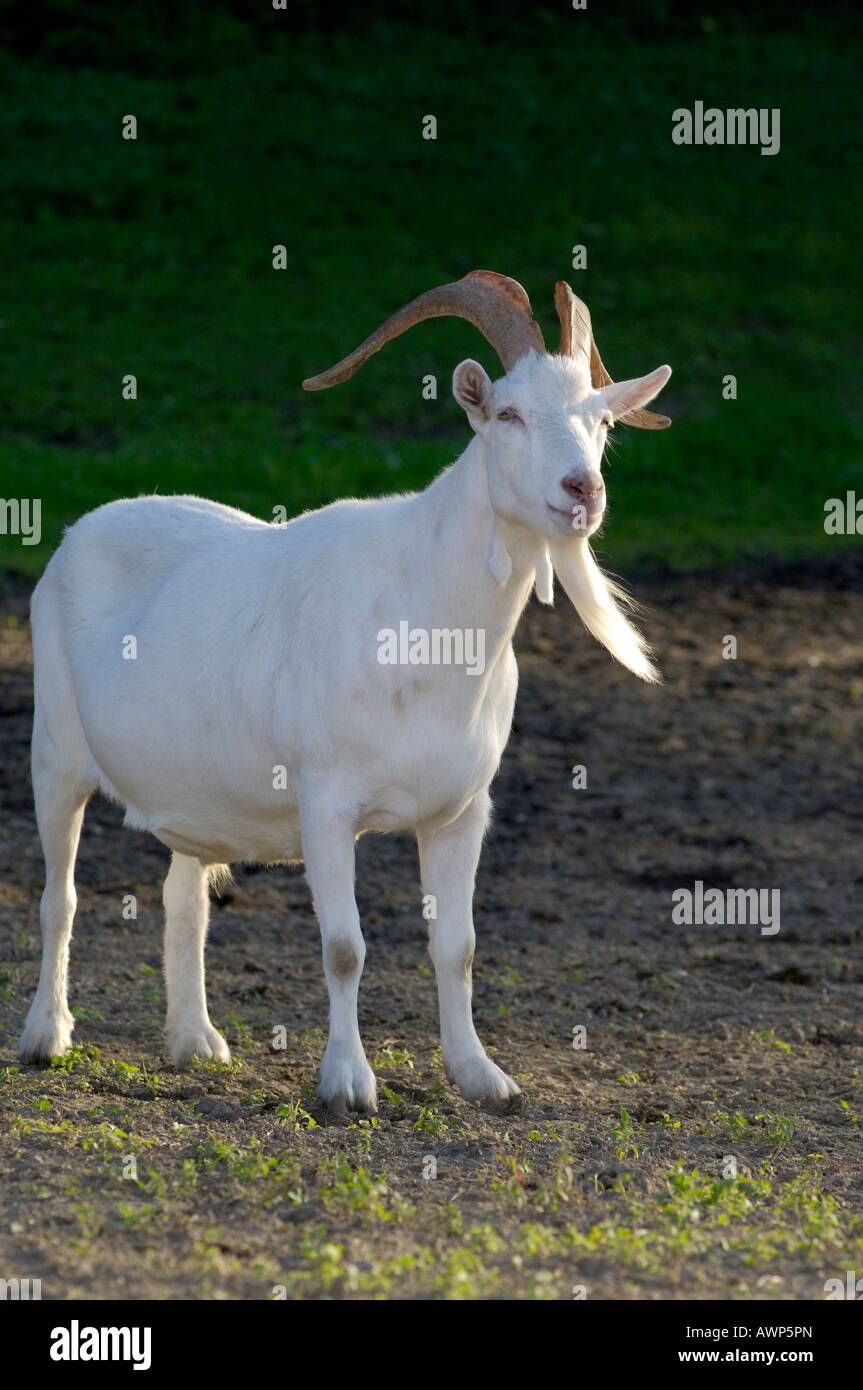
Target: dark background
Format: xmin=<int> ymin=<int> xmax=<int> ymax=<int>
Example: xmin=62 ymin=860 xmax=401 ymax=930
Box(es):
xmin=1 ymin=0 xmax=861 ymax=576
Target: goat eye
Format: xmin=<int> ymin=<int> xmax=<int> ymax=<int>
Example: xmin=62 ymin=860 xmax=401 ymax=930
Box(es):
xmin=600 ymin=415 xmax=613 ymax=429
xmin=497 ymin=408 xmax=520 ymax=422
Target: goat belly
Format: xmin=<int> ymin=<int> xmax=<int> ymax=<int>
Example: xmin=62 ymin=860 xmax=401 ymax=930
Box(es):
xmin=357 ymin=787 xmax=421 ymax=834
xmin=149 ymin=823 xmax=242 ymax=864
xmin=147 ymin=815 xmax=304 ymax=867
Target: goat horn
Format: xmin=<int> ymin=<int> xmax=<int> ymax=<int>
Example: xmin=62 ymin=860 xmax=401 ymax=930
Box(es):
xmin=302 ymin=270 xmax=545 ymax=390
xmin=554 ymin=280 xmax=671 ymax=430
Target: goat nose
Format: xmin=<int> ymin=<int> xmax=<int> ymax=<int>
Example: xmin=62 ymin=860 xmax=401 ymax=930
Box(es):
xmin=561 ymin=474 xmax=601 ymax=501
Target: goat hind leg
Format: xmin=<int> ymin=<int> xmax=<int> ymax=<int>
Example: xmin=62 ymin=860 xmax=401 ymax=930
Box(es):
xmin=163 ymin=853 xmax=230 ymax=1065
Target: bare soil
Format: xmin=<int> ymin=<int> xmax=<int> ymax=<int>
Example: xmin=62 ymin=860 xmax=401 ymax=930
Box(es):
xmin=1 ymin=555 xmax=862 ymax=1300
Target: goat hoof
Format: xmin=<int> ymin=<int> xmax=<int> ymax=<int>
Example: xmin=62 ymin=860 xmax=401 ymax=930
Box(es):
xmin=318 ymin=1052 xmax=378 ymax=1115
xmin=488 ymin=1089 xmax=524 ymax=1116
xmin=450 ymin=1053 xmax=521 ymax=1108
xmin=167 ymin=1023 xmax=232 ymax=1067
xmin=20 ymin=1007 xmax=75 ymax=1065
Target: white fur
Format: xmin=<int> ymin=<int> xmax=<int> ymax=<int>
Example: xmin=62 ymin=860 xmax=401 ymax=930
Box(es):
xmin=20 ymin=349 xmax=670 ymax=1110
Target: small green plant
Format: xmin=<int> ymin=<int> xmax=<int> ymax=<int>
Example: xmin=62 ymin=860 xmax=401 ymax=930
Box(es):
xmin=275 ymin=1099 xmax=319 ymax=1130
xmin=74 ymin=1006 xmax=106 ymax=1024
xmin=491 ymin=966 xmax=524 ymax=989
xmin=319 ymin=1158 xmax=405 ymax=1223
xmin=610 ymin=1107 xmax=640 ymax=1162
xmin=703 ymin=1110 xmax=751 ymax=1142
xmin=752 ymin=1028 xmax=792 ymax=1054
xmin=647 ymin=972 xmax=675 ymax=992
xmin=222 ymin=1014 xmax=257 ymax=1049
xmin=179 ymin=1158 xmax=198 ymax=1190
xmin=413 ymin=1106 xmax=458 ymax=1135
xmin=491 ymin=1153 xmax=529 ymax=1201
xmin=117 ymin=1202 xmax=160 ymax=1230
xmin=373 ymin=1044 xmax=414 ymax=1070
xmin=754 ymin=1111 xmax=796 ymax=1150
xmin=49 ymin=1042 xmax=102 ymax=1073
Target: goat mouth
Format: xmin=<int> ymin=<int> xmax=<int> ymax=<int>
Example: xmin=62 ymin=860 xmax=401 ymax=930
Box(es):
xmin=547 ymin=502 xmax=604 ymax=531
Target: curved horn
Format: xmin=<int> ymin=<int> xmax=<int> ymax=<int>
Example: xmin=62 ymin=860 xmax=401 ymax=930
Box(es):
xmin=554 ymin=280 xmax=671 ymax=430
xmin=302 ymin=270 xmax=545 ymax=391
xmin=554 ymin=280 xmax=592 ymax=362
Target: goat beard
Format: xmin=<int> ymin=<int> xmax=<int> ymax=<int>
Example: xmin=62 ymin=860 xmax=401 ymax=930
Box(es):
xmin=545 ymin=536 xmax=661 ymax=684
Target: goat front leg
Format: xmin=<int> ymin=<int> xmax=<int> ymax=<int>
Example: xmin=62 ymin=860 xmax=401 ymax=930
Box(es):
xmin=299 ymin=793 xmax=376 ymax=1114
xmin=417 ymin=790 xmax=520 ymax=1107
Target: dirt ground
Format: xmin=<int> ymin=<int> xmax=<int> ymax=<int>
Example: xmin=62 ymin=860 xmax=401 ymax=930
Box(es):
xmin=1 ymin=554 xmax=862 ymax=1300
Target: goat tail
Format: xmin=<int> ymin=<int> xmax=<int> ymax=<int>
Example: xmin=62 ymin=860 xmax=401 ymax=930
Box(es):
xmin=547 ymin=536 xmax=661 ymax=684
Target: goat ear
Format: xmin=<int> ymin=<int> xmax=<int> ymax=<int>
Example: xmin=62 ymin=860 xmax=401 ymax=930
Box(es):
xmin=453 ymin=359 xmax=493 ymax=424
xmin=602 ymin=365 xmax=672 ymax=424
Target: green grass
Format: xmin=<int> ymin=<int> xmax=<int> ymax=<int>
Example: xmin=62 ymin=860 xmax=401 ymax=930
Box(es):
xmin=1 ymin=14 xmax=861 ymax=579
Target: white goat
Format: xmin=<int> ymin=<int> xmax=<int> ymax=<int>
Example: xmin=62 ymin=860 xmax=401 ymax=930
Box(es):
xmin=20 ymin=271 xmax=671 ymax=1111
